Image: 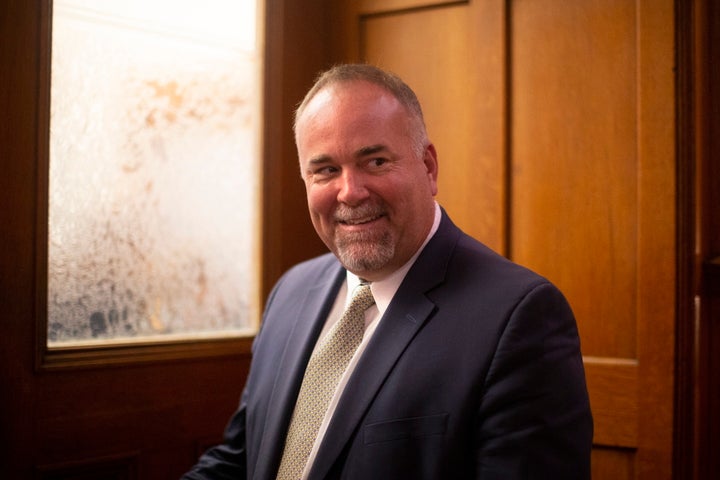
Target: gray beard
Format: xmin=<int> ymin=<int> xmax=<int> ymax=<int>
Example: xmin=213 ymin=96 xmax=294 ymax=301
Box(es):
xmin=335 ymin=229 xmax=395 ymax=273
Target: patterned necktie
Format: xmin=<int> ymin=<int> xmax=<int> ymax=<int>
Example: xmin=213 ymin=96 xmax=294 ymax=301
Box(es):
xmin=275 ymin=283 xmax=375 ymax=480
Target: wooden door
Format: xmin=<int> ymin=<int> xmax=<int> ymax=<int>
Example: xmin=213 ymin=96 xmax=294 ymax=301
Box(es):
xmin=0 ymin=0 xmax=328 ymax=478
xmin=329 ymin=0 xmax=676 ymax=478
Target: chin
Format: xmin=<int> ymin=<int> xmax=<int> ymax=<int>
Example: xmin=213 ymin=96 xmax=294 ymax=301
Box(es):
xmin=337 ymin=244 xmax=394 ymax=275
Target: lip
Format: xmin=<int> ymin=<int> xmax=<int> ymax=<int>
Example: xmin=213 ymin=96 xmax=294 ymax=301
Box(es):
xmin=338 ymin=213 xmax=383 ymax=225
xmin=336 ymin=214 xmax=386 ymax=230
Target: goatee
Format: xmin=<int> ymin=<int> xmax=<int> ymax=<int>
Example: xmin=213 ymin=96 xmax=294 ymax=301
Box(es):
xmin=333 ymin=203 xmax=394 ymax=273
xmin=336 ymin=229 xmax=394 ymax=273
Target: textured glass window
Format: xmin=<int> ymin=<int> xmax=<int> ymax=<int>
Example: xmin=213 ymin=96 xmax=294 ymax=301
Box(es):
xmin=48 ymin=0 xmax=260 ymax=346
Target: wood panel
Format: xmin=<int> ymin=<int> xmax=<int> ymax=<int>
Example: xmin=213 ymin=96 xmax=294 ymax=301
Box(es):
xmin=36 ymin=453 xmax=139 ymax=480
xmin=584 ymin=358 xmax=638 ymax=448
xmin=510 ymin=0 xmax=638 ymax=358
xmin=592 ymin=448 xmax=635 ymax=480
xmin=361 ymin=0 xmax=507 ymax=253
xmin=510 ymin=1 xmax=675 ymax=477
xmin=262 ymin=0 xmax=332 ymax=298
xmin=633 ymin=4 xmax=675 ymax=477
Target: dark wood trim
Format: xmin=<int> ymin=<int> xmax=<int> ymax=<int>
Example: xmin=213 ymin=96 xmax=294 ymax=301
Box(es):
xmin=673 ymin=0 xmax=698 ymax=477
xmin=261 ymin=0 xmax=286 ymax=302
xmin=34 ymin=0 xmax=51 ymax=372
xmin=704 ymin=257 xmax=720 ymax=297
xmin=261 ymin=0 xmax=335 ymax=303
xmin=35 ymin=451 xmax=139 ymax=480
xmin=700 ymin=0 xmax=720 ymax=477
xmin=674 ymin=0 xmax=720 ymax=478
xmin=502 ymin=0 xmax=512 ymax=259
xmin=700 ymin=0 xmax=720 ymax=475
xmin=38 ymin=336 xmax=254 ymax=371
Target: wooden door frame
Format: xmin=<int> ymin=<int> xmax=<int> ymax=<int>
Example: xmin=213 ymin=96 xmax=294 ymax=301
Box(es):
xmin=674 ymin=0 xmax=720 ymax=478
xmin=261 ymin=0 xmax=333 ymax=300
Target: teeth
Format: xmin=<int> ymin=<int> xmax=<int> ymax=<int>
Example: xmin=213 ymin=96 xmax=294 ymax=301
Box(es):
xmin=342 ymin=215 xmax=379 ymax=225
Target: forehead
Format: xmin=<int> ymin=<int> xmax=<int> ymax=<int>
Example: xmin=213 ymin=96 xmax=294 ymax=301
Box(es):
xmin=296 ymin=82 xmax=407 ymax=142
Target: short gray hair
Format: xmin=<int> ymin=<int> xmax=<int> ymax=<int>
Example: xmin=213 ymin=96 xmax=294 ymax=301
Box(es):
xmin=294 ymin=64 xmax=429 ymax=157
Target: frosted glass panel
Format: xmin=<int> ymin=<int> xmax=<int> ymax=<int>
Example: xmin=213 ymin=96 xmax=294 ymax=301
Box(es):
xmin=48 ymin=0 xmax=260 ymax=345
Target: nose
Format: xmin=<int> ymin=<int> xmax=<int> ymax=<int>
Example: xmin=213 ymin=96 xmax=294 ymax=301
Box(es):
xmin=336 ymin=169 xmax=370 ymax=206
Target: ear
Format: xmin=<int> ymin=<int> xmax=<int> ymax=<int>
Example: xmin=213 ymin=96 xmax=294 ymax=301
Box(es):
xmin=423 ymin=143 xmax=439 ymax=196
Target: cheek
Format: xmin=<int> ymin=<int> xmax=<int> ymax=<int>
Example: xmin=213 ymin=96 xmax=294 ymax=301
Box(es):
xmin=307 ymin=186 xmax=335 ymax=219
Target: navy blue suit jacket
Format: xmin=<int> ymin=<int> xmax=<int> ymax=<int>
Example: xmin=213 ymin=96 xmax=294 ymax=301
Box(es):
xmin=183 ymin=212 xmax=593 ymax=479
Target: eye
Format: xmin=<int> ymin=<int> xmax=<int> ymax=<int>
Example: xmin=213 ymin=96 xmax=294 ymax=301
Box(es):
xmin=368 ymin=157 xmax=387 ymax=168
xmin=312 ymin=165 xmax=339 ymax=179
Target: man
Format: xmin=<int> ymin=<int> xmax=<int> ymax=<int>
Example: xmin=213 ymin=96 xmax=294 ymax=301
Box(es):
xmin=182 ymin=64 xmax=592 ymax=479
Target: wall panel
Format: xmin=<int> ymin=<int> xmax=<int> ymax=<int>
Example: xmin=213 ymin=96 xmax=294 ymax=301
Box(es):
xmin=509 ymin=1 xmax=674 ymax=477
xmin=510 ymin=0 xmax=638 ymax=358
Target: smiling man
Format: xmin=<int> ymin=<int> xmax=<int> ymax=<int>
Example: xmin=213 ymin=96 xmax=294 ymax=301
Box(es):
xmin=182 ymin=64 xmax=593 ymax=480
xmin=296 ymin=75 xmax=438 ymax=281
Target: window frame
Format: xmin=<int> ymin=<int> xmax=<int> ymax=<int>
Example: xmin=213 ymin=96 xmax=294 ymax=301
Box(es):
xmin=35 ymin=0 xmax=263 ymax=371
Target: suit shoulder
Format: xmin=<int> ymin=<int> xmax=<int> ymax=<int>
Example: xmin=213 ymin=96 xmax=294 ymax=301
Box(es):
xmin=420 ymin=213 xmax=557 ymax=298
xmin=282 ymin=252 xmax=340 ymax=280
xmin=452 ymin=233 xmax=554 ymax=292
xmin=268 ymin=252 xmax=342 ymax=299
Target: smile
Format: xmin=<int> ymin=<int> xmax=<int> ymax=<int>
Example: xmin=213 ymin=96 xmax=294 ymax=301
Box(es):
xmin=338 ymin=213 xmax=384 ymax=226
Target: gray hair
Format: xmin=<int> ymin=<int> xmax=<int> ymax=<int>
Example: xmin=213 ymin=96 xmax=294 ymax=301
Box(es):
xmin=294 ymin=64 xmax=429 ymax=157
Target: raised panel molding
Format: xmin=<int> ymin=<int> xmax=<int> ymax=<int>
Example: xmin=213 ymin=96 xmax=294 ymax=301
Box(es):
xmin=584 ymin=357 xmax=639 ymax=448
xmin=359 ymin=0 xmax=467 ymax=15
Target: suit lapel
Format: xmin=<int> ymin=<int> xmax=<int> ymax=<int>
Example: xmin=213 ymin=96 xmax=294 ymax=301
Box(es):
xmin=308 ymin=212 xmax=462 ymax=479
xmin=253 ymin=263 xmax=345 ymax=480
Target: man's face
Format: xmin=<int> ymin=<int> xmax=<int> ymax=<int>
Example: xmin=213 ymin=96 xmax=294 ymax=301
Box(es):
xmin=295 ymin=80 xmax=438 ymax=281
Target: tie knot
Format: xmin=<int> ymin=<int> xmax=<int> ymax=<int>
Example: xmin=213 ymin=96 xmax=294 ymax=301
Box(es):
xmin=350 ymin=283 xmax=375 ymax=312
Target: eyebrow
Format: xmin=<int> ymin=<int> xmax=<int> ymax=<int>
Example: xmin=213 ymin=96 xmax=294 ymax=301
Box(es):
xmin=307 ymin=155 xmax=333 ymax=166
xmin=356 ymin=144 xmax=388 ymax=157
xmin=307 ymin=145 xmax=389 ymax=166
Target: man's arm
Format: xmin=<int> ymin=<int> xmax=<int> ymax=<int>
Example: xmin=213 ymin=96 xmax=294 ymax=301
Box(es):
xmin=475 ymin=282 xmax=593 ymax=479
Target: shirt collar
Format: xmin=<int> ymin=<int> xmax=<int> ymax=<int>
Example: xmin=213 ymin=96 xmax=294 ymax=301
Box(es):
xmin=345 ymin=202 xmax=442 ymax=315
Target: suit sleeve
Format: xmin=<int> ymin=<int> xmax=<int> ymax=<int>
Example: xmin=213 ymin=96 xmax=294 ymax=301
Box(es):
xmin=475 ymin=282 xmax=593 ymax=479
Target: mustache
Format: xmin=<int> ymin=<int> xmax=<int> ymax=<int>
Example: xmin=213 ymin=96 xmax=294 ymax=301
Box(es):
xmin=333 ymin=203 xmax=386 ymax=223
